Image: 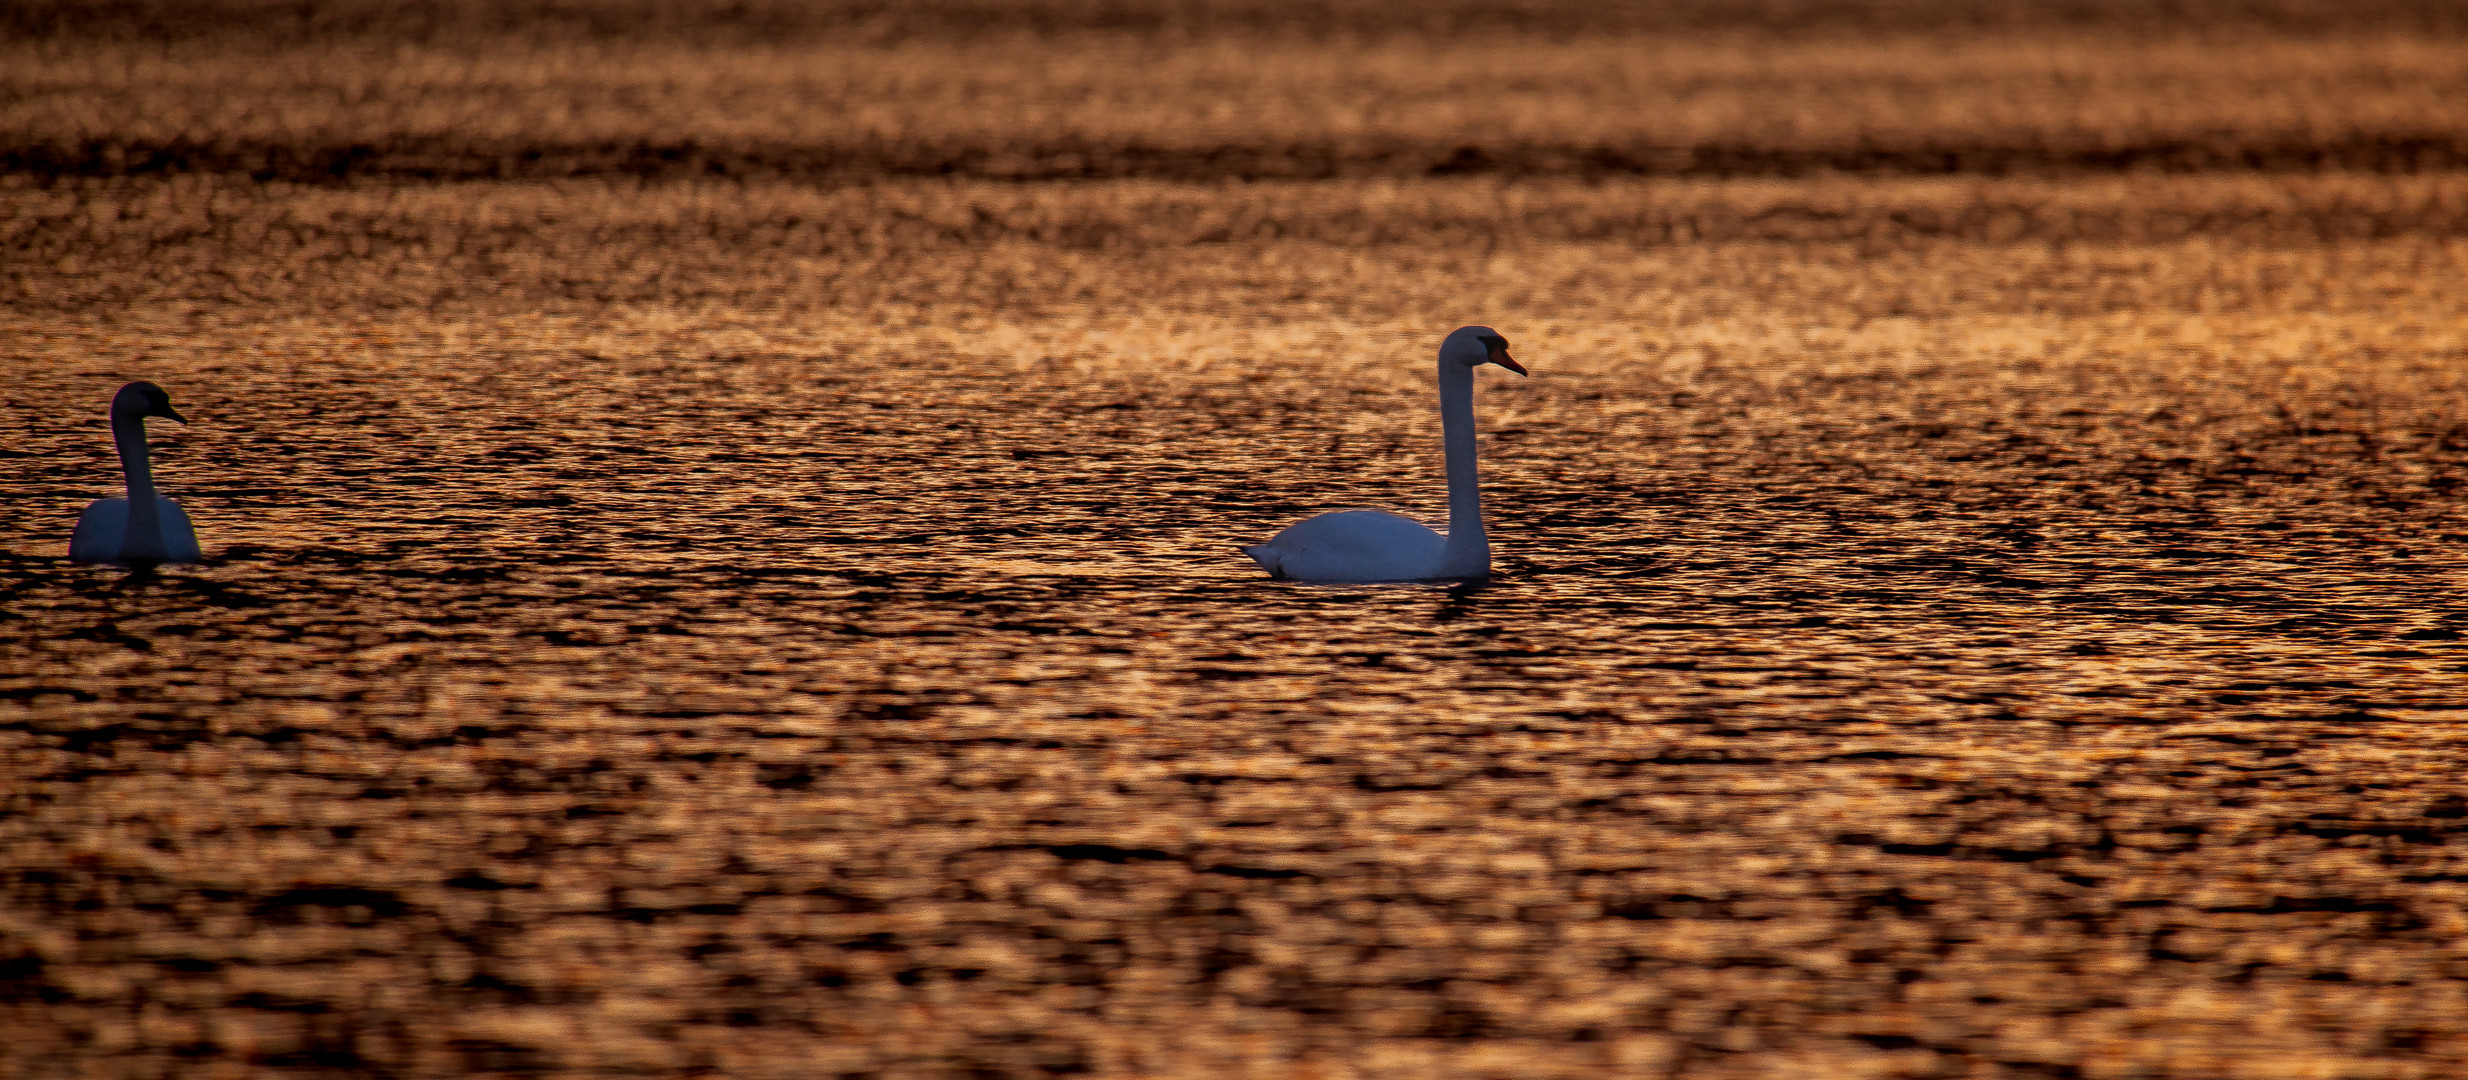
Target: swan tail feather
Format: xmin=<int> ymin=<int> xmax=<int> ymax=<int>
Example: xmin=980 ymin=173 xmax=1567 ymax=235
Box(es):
xmin=1239 ymin=544 xmax=1283 ymax=578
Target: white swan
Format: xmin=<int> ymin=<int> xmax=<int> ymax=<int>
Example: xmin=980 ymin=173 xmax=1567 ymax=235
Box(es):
xmin=68 ymin=381 xmax=202 ymax=564
xmin=1243 ymin=325 xmax=1527 ymax=582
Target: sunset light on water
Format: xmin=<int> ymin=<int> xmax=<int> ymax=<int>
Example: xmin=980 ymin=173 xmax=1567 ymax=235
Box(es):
xmin=5 ymin=2 xmax=2468 ymax=1076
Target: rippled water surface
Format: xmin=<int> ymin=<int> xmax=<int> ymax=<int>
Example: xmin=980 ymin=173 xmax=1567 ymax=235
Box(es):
xmin=9 ymin=3 xmax=2468 ymax=1077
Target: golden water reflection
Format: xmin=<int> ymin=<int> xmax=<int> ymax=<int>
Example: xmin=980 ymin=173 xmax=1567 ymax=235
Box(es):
xmin=6 ymin=11 xmax=2468 ymax=1077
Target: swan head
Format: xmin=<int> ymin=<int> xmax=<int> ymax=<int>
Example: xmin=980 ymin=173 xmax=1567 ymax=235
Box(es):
xmin=111 ymin=381 xmax=187 ymax=425
xmin=1440 ymin=325 xmax=1528 ymax=376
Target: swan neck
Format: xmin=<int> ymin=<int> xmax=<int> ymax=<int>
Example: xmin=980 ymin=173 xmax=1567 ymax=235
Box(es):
xmin=1437 ymin=360 xmax=1487 ymax=571
xmin=114 ymin=411 xmax=159 ymax=504
xmin=113 ymin=411 xmax=166 ymax=560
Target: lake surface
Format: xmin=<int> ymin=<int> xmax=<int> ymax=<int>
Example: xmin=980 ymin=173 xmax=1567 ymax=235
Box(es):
xmin=6 ymin=3 xmax=2468 ymax=1077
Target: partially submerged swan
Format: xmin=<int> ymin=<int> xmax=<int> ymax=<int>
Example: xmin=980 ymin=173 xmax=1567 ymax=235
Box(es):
xmin=1243 ymin=326 xmax=1527 ymax=582
xmin=68 ymin=381 xmax=202 ymax=564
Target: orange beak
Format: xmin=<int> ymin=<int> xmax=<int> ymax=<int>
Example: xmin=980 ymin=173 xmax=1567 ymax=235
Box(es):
xmin=1488 ymin=343 xmax=1528 ymax=376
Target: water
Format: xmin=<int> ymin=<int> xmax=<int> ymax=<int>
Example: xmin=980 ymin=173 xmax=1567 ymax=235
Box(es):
xmin=8 ymin=6 xmax=2468 ymax=1077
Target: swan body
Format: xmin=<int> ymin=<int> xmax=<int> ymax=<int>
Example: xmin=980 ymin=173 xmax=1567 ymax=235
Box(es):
xmin=67 ymin=381 xmax=202 ymax=564
xmin=1242 ymin=509 xmax=1451 ymax=582
xmin=70 ymin=497 xmax=201 ymax=564
xmin=1244 ymin=326 xmax=1527 ymax=582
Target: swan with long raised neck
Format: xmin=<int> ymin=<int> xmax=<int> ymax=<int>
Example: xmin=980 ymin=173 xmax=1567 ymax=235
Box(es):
xmin=68 ymin=381 xmax=202 ymax=564
xmin=1242 ymin=326 xmax=1527 ymax=582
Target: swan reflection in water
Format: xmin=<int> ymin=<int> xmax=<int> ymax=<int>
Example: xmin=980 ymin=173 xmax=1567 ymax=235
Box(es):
xmin=68 ymin=381 xmax=202 ymax=565
xmin=1243 ymin=325 xmax=1527 ymax=582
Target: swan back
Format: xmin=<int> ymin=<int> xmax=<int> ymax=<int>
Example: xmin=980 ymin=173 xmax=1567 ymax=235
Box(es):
xmin=1244 ymin=510 xmax=1448 ymax=581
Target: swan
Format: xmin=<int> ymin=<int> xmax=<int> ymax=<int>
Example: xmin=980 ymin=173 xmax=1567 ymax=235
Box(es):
xmin=1242 ymin=325 xmax=1527 ymax=582
xmin=68 ymin=381 xmax=202 ymax=564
